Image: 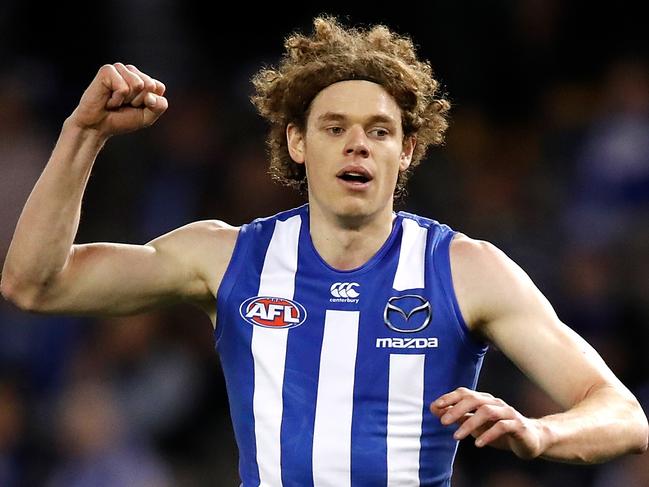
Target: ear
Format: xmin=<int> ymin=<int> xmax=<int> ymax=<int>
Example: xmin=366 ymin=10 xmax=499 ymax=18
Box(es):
xmin=287 ymin=123 xmax=306 ymax=164
xmin=399 ymin=135 xmax=416 ymax=172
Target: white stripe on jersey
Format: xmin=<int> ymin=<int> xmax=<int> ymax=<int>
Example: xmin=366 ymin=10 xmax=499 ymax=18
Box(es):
xmin=252 ymin=215 xmax=301 ymax=487
xmin=393 ymin=219 xmax=428 ymax=291
xmin=387 ymin=354 xmax=425 ymax=486
xmin=312 ymin=310 xmax=360 ymax=487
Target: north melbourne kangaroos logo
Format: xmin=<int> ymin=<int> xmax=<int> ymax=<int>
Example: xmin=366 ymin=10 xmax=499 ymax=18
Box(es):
xmin=239 ymin=296 xmax=307 ymax=329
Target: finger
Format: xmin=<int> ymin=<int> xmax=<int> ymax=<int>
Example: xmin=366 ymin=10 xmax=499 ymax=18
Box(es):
xmin=113 ymin=62 xmax=144 ymax=104
xmin=124 ymin=65 xmax=165 ymax=97
xmin=453 ymin=404 xmax=512 ymax=440
xmin=152 ymin=78 xmax=166 ymax=96
xmin=127 ymin=65 xmax=165 ymax=96
xmin=455 ymin=413 xmax=473 ymax=426
xmin=433 ymin=387 xmax=478 ymax=409
xmin=429 ymin=402 xmax=453 ymax=417
xmin=125 ymin=64 xmax=157 ymax=106
xmin=440 ymin=395 xmax=504 ymax=426
xmin=99 ymin=64 xmax=130 ymax=110
xmin=142 ymin=94 xmax=169 ymax=126
xmin=474 ymin=418 xmax=518 ymax=448
xmin=439 ymin=397 xmax=483 ymax=425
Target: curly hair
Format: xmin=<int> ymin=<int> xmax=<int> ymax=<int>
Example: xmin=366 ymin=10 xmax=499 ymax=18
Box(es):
xmin=251 ymin=16 xmax=450 ymax=200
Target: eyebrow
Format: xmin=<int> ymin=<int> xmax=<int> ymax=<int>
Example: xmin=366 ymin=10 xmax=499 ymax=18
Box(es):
xmin=316 ymin=112 xmax=398 ymax=126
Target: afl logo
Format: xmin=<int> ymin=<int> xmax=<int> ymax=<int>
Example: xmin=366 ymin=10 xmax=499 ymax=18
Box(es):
xmin=239 ymin=296 xmax=307 ymax=329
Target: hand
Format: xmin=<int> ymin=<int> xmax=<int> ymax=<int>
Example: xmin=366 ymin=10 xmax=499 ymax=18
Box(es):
xmin=430 ymin=387 xmax=547 ymax=460
xmin=68 ymin=63 xmax=168 ymax=138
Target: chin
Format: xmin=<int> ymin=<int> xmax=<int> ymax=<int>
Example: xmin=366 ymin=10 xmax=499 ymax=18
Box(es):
xmin=332 ymin=197 xmax=380 ymax=225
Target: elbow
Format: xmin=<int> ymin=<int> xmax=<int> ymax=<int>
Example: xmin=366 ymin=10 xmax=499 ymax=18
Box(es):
xmin=632 ymin=428 xmax=648 ymax=455
xmin=634 ymin=410 xmax=649 ymax=455
xmin=626 ymin=396 xmax=649 ymax=455
xmin=0 ymin=273 xmax=43 ymax=312
xmin=638 ymin=439 xmax=649 ymax=455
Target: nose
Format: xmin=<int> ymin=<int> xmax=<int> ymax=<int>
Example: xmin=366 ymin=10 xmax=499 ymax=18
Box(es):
xmin=344 ymin=126 xmax=370 ymax=158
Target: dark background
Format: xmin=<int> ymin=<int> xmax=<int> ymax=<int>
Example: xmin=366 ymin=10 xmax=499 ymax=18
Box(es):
xmin=1 ymin=1 xmax=648 ymax=486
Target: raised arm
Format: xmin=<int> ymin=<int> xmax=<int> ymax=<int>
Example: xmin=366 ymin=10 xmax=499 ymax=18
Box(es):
xmin=430 ymin=234 xmax=648 ymax=463
xmin=1 ymin=64 xmax=237 ymax=323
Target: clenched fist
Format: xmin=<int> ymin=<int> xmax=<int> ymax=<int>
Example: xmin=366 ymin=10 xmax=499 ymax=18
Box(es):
xmin=68 ymin=63 xmax=168 ymax=138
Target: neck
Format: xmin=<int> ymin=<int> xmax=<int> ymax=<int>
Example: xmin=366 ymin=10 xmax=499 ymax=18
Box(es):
xmin=308 ymin=202 xmax=396 ymax=271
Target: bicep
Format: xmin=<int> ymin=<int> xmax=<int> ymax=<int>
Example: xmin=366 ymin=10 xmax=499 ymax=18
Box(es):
xmin=452 ymin=237 xmax=629 ymax=409
xmin=483 ymin=296 xmax=624 ymax=409
xmin=34 ymin=222 xmax=227 ymax=316
xmin=35 ymin=241 xmax=202 ymax=316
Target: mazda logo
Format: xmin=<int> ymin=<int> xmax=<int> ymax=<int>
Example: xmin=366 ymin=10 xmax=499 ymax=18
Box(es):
xmin=383 ymin=295 xmax=432 ymax=333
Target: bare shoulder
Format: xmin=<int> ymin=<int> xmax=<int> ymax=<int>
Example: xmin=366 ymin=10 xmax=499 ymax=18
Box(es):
xmin=148 ymin=219 xmax=239 ymax=244
xmin=147 ymin=220 xmax=239 ymax=251
xmin=449 ymin=233 xmax=542 ymax=337
xmin=449 ymin=233 xmax=518 ymax=279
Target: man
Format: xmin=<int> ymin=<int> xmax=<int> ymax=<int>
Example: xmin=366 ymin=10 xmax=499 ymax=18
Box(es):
xmin=2 ymin=16 xmax=647 ymax=487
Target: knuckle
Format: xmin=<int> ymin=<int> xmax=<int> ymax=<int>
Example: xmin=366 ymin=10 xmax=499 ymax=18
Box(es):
xmin=483 ymin=405 xmax=499 ymax=420
xmin=132 ymin=78 xmax=145 ymax=90
xmin=466 ymin=397 xmax=483 ymax=411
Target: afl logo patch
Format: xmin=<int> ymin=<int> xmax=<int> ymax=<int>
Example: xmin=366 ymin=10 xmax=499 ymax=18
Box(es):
xmin=239 ymin=296 xmax=307 ymax=329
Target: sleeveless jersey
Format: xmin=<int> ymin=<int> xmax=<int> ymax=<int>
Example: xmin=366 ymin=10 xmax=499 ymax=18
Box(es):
xmin=215 ymin=204 xmax=488 ymax=487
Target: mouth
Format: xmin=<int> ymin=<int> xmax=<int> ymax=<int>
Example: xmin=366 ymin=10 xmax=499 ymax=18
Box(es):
xmin=336 ymin=166 xmax=373 ymax=189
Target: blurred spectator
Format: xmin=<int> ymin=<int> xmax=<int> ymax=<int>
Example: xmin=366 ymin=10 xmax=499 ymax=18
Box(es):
xmin=46 ymin=380 xmax=172 ymax=487
xmin=565 ymin=57 xmax=649 ymax=249
xmin=68 ymin=313 xmax=204 ymax=440
xmin=0 ymin=378 xmax=25 ymax=486
xmin=592 ymin=384 xmax=649 ymax=487
xmin=0 ymin=72 xmax=51 ymax=260
xmin=1 ymin=4 xmax=648 ymax=486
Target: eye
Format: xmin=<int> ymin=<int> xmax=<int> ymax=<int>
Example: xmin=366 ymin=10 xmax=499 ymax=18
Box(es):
xmin=326 ymin=126 xmax=344 ymax=136
xmin=370 ymin=128 xmax=389 ymax=138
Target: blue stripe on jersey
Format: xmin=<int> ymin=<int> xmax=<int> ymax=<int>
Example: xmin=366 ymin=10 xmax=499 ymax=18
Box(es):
xmin=216 ymin=204 xmax=488 ymax=487
xmin=348 ymin=222 xmax=403 ymax=486
xmin=279 ymin=242 xmax=325 ymax=487
xmin=216 ymin=220 xmax=260 ymax=486
xmin=419 ymin=219 xmax=487 ymax=485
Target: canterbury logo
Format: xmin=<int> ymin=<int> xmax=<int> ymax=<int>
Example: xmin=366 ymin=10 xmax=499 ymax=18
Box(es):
xmin=330 ymin=282 xmax=360 ymax=300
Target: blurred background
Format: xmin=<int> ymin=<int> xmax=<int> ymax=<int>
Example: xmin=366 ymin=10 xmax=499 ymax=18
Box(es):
xmin=1 ymin=1 xmax=648 ymax=486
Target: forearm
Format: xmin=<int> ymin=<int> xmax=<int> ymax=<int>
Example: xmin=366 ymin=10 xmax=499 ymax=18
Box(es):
xmin=1 ymin=119 xmax=107 ymax=302
xmin=537 ymin=384 xmax=649 ymax=464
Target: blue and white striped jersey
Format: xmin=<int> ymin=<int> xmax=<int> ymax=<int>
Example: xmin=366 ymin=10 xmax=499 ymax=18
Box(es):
xmin=215 ymin=204 xmax=488 ymax=487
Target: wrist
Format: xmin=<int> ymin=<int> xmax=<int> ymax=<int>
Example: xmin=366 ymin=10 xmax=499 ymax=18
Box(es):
xmin=533 ymin=417 xmax=557 ymax=459
xmin=62 ymin=116 xmax=110 ymax=147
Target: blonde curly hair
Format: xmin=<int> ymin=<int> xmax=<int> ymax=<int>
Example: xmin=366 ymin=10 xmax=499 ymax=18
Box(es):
xmin=251 ymin=16 xmax=450 ymax=199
